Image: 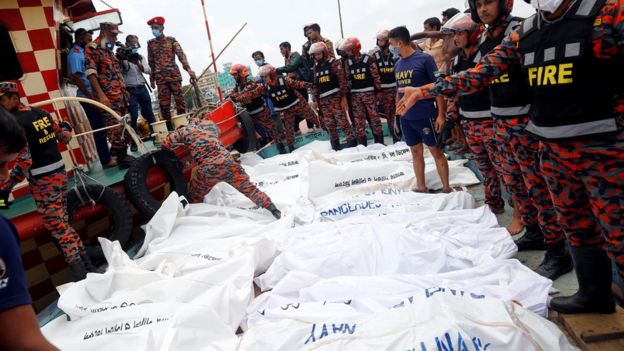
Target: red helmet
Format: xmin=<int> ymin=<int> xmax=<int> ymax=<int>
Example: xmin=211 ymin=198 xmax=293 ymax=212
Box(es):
xmin=309 ymin=42 xmax=329 ymax=59
xmin=441 ymin=13 xmax=485 ymax=46
xmin=341 ymin=37 xmax=362 ymax=56
xmin=468 ymin=0 xmax=514 ymax=24
xmin=229 ymin=64 xmax=249 ymax=79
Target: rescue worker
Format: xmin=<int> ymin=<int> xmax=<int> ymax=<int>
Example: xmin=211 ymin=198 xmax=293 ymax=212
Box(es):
xmin=309 ymin=42 xmax=355 ymax=150
xmin=441 ymin=14 xmax=506 ymax=215
xmin=85 ymin=22 xmax=134 ymax=169
xmin=371 ymin=30 xmax=400 ymax=143
xmin=0 ymin=82 xmax=95 ymax=282
xmin=468 ymin=0 xmax=572 ymax=280
xmin=334 ymin=38 xmax=355 ymax=125
xmin=257 ymin=65 xmax=320 ymax=152
xmin=162 ymin=117 xmax=281 ymax=219
xmin=301 ymin=23 xmax=335 ymax=69
xmin=146 ymin=16 xmax=197 ymax=127
xmin=397 ymin=0 xmax=624 ymax=315
xmin=228 ymin=64 xmax=288 ymax=154
xmin=340 ymin=37 xmax=385 ymax=146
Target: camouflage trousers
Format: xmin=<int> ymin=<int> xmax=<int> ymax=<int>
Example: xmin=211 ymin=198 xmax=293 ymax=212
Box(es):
xmin=377 ymin=88 xmax=396 ymax=138
xmin=506 ymin=117 xmax=565 ymax=245
xmin=351 ymin=91 xmax=383 ymax=139
xmin=252 ymin=107 xmax=283 ymax=144
xmin=281 ymin=100 xmax=319 ymax=146
xmin=319 ymin=94 xmax=354 ymax=141
xmin=157 ymin=80 xmax=186 ymax=121
xmin=107 ymin=96 xmax=131 ymax=149
xmin=461 ymin=118 xmax=504 ymax=212
xmin=540 ymin=139 xmax=624 ymax=279
xmin=30 ymin=171 xmax=84 ymax=264
xmin=188 ymin=161 xmax=274 ymax=209
xmin=494 ymin=118 xmax=538 ymax=227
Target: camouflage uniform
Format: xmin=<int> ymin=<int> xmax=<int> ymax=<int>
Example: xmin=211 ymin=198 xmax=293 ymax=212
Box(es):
xmin=147 ymin=36 xmax=190 ymax=121
xmin=230 ymin=80 xmax=282 ymax=144
xmin=163 ymin=119 xmax=275 ymax=208
xmin=263 ymin=77 xmax=319 ymax=147
xmin=84 ymin=38 xmax=130 ymax=149
xmin=345 ymin=54 xmax=384 ymax=140
xmin=372 ymin=49 xmax=398 ymax=141
xmin=312 ymin=58 xmax=354 ymax=143
xmin=424 ymin=0 xmax=624 ymax=282
xmin=0 ymin=106 xmax=84 ymax=264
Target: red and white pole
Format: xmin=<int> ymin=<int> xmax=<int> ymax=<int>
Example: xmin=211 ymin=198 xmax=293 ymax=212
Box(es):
xmin=200 ymin=0 xmax=223 ymax=102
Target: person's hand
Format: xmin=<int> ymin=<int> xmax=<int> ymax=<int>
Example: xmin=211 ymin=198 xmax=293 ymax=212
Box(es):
xmin=98 ymin=94 xmax=112 ymax=108
xmin=0 ymin=190 xmax=12 ymax=210
xmin=340 ymin=97 xmax=348 ymax=111
xmin=396 ymin=87 xmax=424 ymax=116
xmin=188 ymin=69 xmax=197 ymax=82
xmin=150 ymin=80 xmax=156 ymax=89
xmin=312 ymin=101 xmax=319 ymax=111
xmin=434 ymin=115 xmax=445 ymax=134
xmin=60 ymin=121 xmax=73 ymax=132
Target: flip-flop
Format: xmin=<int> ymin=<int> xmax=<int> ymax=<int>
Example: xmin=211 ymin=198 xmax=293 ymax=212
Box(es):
xmin=412 ymin=188 xmax=428 ymax=193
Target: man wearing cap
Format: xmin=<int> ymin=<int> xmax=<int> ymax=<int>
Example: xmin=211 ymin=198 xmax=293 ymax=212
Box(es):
xmin=301 ymin=23 xmax=335 ymax=69
xmin=68 ymin=28 xmax=116 ymax=168
xmin=85 ymin=22 xmax=134 ymax=169
xmin=0 ymin=82 xmax=96 ymax=282
xmin=147 ymin=16 xmax=197 ymax=126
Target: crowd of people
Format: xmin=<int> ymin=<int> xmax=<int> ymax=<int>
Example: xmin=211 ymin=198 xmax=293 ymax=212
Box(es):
xmin=0 ymin=0 xmax=623 ymax=348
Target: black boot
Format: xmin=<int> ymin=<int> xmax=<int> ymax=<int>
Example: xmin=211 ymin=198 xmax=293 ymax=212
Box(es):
xmin=357 ymin=136 xmax=368 ymax=147
xmin=514 ymin=224 xmax=547 ymax=251
xmin=550 ymin=247 xmax=616 ymax=314
xmin=288 ymin=144 xmax=296 ymax=153
xmin=330 ymin=138 xmax=342 ymax=151
xmin=69 ymin=259 xmax=88 ymax=282
xmin=114 ymin=147 xmax=136 ymax=170
xmin=267 ymin=204 xmax=281 ymax=219
xmin=345 ymin=139 xmax=357 ymax=148
xmin=373 ymin=133 xmax=385 ymax=145
xmin=534 ymin=242 xmax=573 ymax=281
xmin=277 ymin=143 xmax=288 ymax=155
xmin=166 ymin=120 xmax=174 ymax=131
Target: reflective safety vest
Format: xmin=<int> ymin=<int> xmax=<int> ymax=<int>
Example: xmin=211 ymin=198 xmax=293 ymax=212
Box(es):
xmin=479 ymin=18 xmax=531 ymax=119
xmin=373 ymin=50 xmax=397 ymax=90
xmin=234 ymin=83 xmax=265 ymax=116
xmin=454 ymin=53 xmax=491 ymax=120
xmin=314 ymin=58 xmax=341 ymax=98
xmin=518 ymin=0 xmax=621 ymax=140
xmin=14 ymin=107 xmax=64 ymax=177
xmin=267 ymin=76 xmax=300 ymax=112
xmin=347 ymin=54 xmax=375 ymax=93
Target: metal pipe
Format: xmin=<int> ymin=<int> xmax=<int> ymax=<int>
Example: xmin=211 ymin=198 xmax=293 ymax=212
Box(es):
xmin=338 ymin=0 xmax=345 ymax=38
xmin=200 ymin=0 xmax=223 ymax=102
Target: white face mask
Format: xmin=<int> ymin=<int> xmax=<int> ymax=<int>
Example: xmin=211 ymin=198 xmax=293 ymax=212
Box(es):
xmin=530 ymin=0 xmax=566 ymax=13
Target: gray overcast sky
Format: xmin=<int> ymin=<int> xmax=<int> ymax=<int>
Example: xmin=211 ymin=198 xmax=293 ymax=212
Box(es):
xmin=94 ymin=0 xmax=535 ymax=82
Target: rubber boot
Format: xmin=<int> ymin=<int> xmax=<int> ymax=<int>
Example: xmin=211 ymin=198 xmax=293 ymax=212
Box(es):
xmin=267 ymin=204 xmax=281 ymax=219
xmin=550 ymin=247 xmax=616 ymax=314
xmin=68 ymin=259 xmax=88 ymax=282
xmin=345 ymin=139 xmax=357 ymax=148
xmin=373 ymin=133 xmax=385 ymax=145
xmin=514 ymin=224 xmax=547 ymax=251
xmin=357 ymin=136 xmax=368 ymax=147
xmin=288 ymin=144 xmax=296 ymax=153
xmin=534 ymin=242 xmax=573 ymax=281
xmin=330 ymin=138 xmax=342 ymax=151
xmin=277 ymin=143 xmax=288 ymax=155
xmin=166 ymin=120 xmax=174 ymax=131
xmin=115 ymin=147 xmax=136 ymax=170
xmin=81 ymin=252 xmax=104 ymax=274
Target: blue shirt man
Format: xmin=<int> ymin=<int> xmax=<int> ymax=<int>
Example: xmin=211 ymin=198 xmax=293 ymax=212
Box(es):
xmin=394 ymin=51 xmax=438 ymax=122
xmin=67 ymin=41 xmax=93 ymax=98
xmin=0 ymin=216 xmax=30 ymax=312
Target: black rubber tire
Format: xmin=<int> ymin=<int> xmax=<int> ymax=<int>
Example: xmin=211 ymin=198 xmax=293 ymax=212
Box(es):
xmin=233 ymin=110 xmax=257 ymax=153
xmin=67 ymin=184 xmax=133 ymax=265
xmin=124 ymin=149 xmax=188 ymax=219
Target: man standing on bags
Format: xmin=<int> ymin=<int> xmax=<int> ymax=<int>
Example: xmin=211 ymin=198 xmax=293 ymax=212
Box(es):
xmin=147 ymin=16 xmax=197 ymax=128
xmin=310 ymin=42 xmax=355 ymax=150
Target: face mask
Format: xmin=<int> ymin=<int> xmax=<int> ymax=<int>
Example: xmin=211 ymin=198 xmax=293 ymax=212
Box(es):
xmin=255 ymin=59 xmax=265 ymax=67
xmin=389 ymin=45 xmax=400 ymax=57
xmin=101 ymin=38 xmax=115 ymax=51
xmin=131 ymin=48 xmax=140 ymax=54
xmin=152 ymin=29 xmax=162 ymax=38
xmin=530 ymin=0 xmax=565 ymax=13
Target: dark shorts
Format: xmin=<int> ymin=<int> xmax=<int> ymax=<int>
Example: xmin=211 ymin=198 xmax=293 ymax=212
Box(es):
xmin=400 ymin=117 xmax=437 ymax=147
